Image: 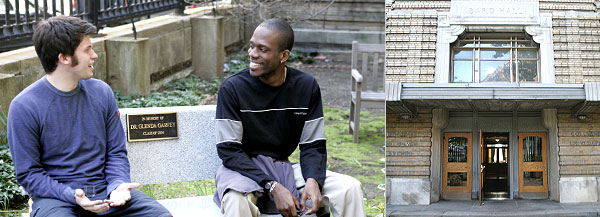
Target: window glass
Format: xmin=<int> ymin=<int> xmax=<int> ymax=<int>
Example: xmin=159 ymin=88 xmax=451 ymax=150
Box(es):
xmin=480 ymin=60 xmax=510 ymax=82
xmin=451 ymin=33 xmax=539 ymax=83
xmin=453 ymin=61 xmax=472 ymax=82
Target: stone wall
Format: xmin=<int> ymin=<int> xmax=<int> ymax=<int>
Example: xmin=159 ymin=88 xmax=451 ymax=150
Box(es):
xmin=0 ymin=10 xmax=243 ymax=126
xmin=558 ymin=109 xmax=600 ymax=176
xmin=385 ymin=11 xmax=437 ymax=82
xmin=552 ymin=12 xmax=600 ymax=83
xmin=386 ymin=108 xmax=432 ymax=178
xmin=386 ymin=108 xmax=433 ymax=204
xmin=557 ymin=108 xmax=600 ymax=202
xmin=294 ymin=0 xmax=385 ymax=31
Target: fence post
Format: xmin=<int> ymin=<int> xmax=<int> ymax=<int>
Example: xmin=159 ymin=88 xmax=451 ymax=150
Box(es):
xmin=176 ymin=0 xmax=185 ymax=15
xmin=86 ymin=0 xmax=100 ymax=31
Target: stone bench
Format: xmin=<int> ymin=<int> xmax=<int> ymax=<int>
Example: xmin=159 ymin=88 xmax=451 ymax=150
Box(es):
xmin=22 ymin=105 xmax=313 ymax=217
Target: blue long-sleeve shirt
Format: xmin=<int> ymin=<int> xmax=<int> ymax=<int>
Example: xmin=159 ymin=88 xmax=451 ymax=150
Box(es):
xmin=7 ymin=77 xmax=130 ymax=204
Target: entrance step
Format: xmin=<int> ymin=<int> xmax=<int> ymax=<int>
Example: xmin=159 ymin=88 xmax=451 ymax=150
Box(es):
xmin=484 ymin=192 xmax=510 ymax=200
xmin=387 ymin=200 xmax=600 ymax=217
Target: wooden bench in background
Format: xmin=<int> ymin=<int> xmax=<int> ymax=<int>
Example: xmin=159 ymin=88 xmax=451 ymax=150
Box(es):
xmin=349 ymin=41 xmax=385 ymax=143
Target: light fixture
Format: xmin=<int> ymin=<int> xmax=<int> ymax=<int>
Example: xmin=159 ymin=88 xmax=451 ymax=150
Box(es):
xmin=401 ymin=114 xmax=411 ymax=119
xmin=577 ymin=114 xmax=587 ymax=120
xmin=495 ymin=138 xmax=500 ymax=143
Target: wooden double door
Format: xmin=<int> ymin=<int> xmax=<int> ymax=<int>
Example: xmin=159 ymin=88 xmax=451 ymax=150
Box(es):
xmin=442 ymin=132 xmax=548 ymax=200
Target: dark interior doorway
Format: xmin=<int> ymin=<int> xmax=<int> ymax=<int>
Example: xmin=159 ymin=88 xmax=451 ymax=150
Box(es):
xmin=482 ymin=132 xmax=510 ymax=200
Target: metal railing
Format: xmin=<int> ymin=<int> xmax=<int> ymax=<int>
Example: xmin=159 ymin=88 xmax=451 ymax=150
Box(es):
xmin=0 ymin=0 xmax=197 ymax=52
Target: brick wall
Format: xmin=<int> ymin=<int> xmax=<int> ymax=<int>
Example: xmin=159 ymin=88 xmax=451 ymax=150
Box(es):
xmin=552 ymin=13 xmax=600 ymax=83
xmin=386 ymin=108 xmax=432 ymax=178
xmin=385 ymin=10 xmax=437 ymax=82
xmin=558 ymin=109 xmax=600 ymax=176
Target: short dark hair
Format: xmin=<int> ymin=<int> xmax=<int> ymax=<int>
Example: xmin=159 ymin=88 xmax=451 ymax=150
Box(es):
xmin=32 ymin=16 xmax=96 ymax=73
xmin=258 ymin=18 xmax=294 ymax=52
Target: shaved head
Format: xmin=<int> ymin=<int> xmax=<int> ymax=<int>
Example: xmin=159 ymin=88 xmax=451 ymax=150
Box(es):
xmin=258 ymin=18 xmax=294 ymax=52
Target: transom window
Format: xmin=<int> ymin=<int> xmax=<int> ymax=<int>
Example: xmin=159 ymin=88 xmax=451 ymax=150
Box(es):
xmin=451 ymin=33 xmax=540 ymax=83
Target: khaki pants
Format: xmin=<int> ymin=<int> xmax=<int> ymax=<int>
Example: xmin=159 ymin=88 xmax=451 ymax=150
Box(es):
xmin=221 ymin=164 xmax=365 ymax=217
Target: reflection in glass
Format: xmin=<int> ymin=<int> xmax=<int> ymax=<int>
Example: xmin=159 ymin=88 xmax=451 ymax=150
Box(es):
xmin=448 ymin=137 xmax=468 ymax=162
xmin=480 ymin=42 xmax=510 ymax=48
xmin=519 ymin=60 xmax=538 ymax=82
xmin=518 ymin=50 xmax=537 ymax=59
xmin=524 ymin=172 xmax=543 ymax=186
xmin=480 ymin=61 xmax=510 ymax=82
xmin=481 ymin=50 xmax=510 ymax=59
xmin=523 ymin=136 xmax=542 ymax=162
xmin=454 ymin=50 xmax=473 ymax=59
xmin=453 ymin=61 xmax=472 ymax=82
xmin=448 ymin=172 xmax=468 ymax=186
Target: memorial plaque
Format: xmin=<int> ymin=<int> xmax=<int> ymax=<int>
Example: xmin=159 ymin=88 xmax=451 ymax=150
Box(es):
xmin=126 ymin=112 xmax=179 ymax=142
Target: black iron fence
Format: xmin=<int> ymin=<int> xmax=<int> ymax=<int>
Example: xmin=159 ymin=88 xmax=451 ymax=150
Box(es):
xmin=0 ymin=0 xmax=213 ymax=52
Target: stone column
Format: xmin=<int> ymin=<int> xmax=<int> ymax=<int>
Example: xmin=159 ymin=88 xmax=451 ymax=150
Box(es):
xmin=191 ymin=16 xmax=225 ymax=80
xmin=430 ymin=108 xmax=448 ymax=202
xmin=106 ymin=37 xmax=151 ymax=96
xmin=543 ymin=109 xmax=560 ymax=201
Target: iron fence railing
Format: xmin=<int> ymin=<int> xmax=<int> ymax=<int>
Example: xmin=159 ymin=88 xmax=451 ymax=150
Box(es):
xmin=0 ymin=0 xmax=213 ymax=52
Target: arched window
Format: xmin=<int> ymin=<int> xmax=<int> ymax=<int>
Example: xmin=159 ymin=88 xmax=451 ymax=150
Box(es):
xmin=451 ymin=33 xmax=540 ymax=83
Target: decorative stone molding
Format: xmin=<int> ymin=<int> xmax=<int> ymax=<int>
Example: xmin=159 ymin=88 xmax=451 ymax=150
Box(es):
xmin=435 ymin=11 xmax=555 ymax=84
xmin=525 ymin=13 xmax=555 ymax=84
xmin=435 ymin=13 xmax=466 ymax=83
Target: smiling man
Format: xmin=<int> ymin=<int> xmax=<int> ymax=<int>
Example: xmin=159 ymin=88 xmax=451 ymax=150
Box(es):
xmin=7 ymin=16 xmax=171 ymax=217
xmin=213 ymin=18 xmax=366 ymax=217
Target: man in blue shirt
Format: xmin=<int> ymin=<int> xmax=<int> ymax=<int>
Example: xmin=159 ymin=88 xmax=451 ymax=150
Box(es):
xmin=7 ymin=16 xmax=170 ymax=217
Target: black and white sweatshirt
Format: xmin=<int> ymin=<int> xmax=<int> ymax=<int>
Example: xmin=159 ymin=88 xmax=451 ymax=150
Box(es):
xmin=215 ymin=66 xmax=327 ymax=188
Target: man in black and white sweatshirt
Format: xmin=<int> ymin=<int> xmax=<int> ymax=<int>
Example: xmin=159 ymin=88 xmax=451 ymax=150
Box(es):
xmin=212 ymin=18 xmax=365 ymax=217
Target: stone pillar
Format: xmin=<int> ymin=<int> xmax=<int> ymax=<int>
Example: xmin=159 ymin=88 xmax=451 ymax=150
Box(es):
xmin=430 ymin=108 xmax=448 ymax=203
xmin=191 ymin=16 xmax=225 ymax=80
xmin=543 ymin=108 xmax=560 ymax=201
xmin=106 ymin=37 xmax=151 ymax=96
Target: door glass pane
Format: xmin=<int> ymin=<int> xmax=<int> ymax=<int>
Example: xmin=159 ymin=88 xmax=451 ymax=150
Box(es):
xmin=518 ymin=60 xmax=538 ymax=82
xmin=453 ymin=61 xmax=472 ymax=82
xmin=448 ymin=172 xmax=468 ymax=186
xmin=480 ymin=60 xmax=510 ymax=82
xmin=448 ymin=137 xmax=468 ymax=162
xmin=481 ymin=50 xmax=510 ymax=59
xmin=523 ymin=172 xmax=543 ymax=186
xmin=523 ymin=136 xmax=542 ymax=162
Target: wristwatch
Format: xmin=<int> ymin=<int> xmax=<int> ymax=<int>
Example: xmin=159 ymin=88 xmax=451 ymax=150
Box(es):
xmin=264 ymin=181 xmax=275 ymax=192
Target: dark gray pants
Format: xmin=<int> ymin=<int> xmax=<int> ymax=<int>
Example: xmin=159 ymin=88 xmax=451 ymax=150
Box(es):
xmin=31 ymin=189 xmax=171 ymax=217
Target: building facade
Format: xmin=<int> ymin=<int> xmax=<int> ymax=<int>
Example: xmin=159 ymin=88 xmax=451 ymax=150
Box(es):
xmin=385 ymin=0 xmax=600 ymax=204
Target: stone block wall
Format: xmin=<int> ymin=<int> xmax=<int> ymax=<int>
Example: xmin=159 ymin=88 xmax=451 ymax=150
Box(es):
xmin=386 ymin=108 xmax=433 ymax=178
xmin=557 ymin=109 xmax=600 ymax=176
xmin=552 ymin=12 xmax=600 ymax=83
xmin=557 ymin=108 xmax=600 ymax=202
xmin=0 ymin=10 xmax=244 ymax=123
xmin=385 ymin=11 xmax=437 ymax=83
xmin=294 ymin=0 xmax=385 ymax=31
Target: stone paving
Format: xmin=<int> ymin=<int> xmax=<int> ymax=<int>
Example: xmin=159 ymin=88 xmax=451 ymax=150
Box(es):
xmin=387 ymin=200 xmax=600 ymax=217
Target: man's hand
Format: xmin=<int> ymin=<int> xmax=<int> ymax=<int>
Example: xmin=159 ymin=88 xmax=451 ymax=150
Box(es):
xmin=271 ymin=182 xmax=301 ymax=217
xmin=74 ymin=189 xmax=110 ymax=213
xmin=301 ymin=178 xmax=322 ymax=215
xmin=109 ymin=183 xmax=140 ymax=207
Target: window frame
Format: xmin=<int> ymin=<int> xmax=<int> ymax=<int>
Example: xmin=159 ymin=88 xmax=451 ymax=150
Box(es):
xmin=450 ymin=33 xmax=541 ymax=83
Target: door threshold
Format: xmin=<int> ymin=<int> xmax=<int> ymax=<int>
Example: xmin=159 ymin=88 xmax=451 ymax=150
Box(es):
xmin=484 ymin=192 xmax=510 ymax=200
